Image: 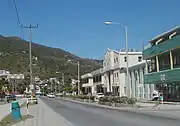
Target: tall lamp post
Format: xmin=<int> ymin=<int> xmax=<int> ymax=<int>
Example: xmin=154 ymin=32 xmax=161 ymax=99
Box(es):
xmin=56 ymin=72 xmax=64 ymax=93
xmin=104 ymin=21 xmax=129 ymax=97
xmin=68 ymin=60 xmax=80 ymax=95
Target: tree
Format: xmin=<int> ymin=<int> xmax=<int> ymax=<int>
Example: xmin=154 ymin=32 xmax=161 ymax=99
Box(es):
xmin=0 ymin=78 xmax=10 ymax=91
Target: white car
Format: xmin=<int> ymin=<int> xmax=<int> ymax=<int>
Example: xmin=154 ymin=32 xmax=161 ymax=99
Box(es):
xmin=48 ymin=93 xmax=55 ymax=98
xmin=27 ymin=95 xmax=38 ymax=104
xmin=95 ymin=93 xmax=104 ymax=101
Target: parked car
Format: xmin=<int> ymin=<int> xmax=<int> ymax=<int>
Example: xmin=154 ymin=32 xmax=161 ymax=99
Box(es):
xmin=95 ymin=93 xmax=104 ymax=101
xmin=5 ymin=94 xmax=16 ymax=103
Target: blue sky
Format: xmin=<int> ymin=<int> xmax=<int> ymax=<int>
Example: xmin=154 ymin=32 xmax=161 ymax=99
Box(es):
xmin=0 ymin=0 xmax=179 ymax=59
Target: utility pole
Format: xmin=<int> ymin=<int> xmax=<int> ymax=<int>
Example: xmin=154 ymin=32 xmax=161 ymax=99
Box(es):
xmin=62 ymin=73 xmax=64 ymax=86
xmin=77 ymin=61 xmax=80 ymax=95
xmin=21 ymin=24 xmax=38 ymax=95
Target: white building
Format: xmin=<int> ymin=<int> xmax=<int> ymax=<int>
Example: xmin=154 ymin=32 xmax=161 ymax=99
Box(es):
xmin=103 ymin=48 xmax=143 ymax=96
xmin=81 ymin=48 xmax=154 ymax=99
xmin=127 ymin=60 xmax=153 ymax=99
xmin=0 ymin=70 xmax=10 ymax=79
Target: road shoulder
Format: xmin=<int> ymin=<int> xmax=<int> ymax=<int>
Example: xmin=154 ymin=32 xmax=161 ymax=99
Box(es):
xmin=57 ymin=97 xmax=180 ymax=121
xmin=12 ymin=97 xmax=73 ymax=126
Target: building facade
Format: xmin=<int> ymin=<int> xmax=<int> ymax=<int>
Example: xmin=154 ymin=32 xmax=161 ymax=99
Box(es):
xmin=143 ymin=25 xmax=180 ymax=101
xmin=103 ymin=48 xmax=143 ymax=97
xmin=81 ymin=69 xmax=104 ymax=95
xmin=81 ymin=48 xmax=153 ymax=99
xmin=0 ymin=70 xmax=10 ymax=79
xmin=128 ymin=61 xmax=153 ymax=99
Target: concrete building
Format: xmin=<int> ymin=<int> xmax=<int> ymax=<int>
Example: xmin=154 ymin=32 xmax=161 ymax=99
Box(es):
xmin=81 ymin=48 xmax=154 ymax=99
xmin=127 ymin=60 xmax=153 ymax=100
xmin=143 ymin=25 xmax=180 ymax=101
xmin=0 ymin=70 xmax=10 ymax=79
xmin=103 ymin=48 xmax=143 ymax=97
xmin=81 ymin=68 xmax=104 ymax=95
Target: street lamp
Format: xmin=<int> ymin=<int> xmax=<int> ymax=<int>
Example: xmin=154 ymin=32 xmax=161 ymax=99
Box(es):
xmin=104 ymin=21 xmax=129 ymax=97
xmin=56 ymin=72 xmax=64 ymax=93
xmin=68 ymin=60 xmax=80 ymax=95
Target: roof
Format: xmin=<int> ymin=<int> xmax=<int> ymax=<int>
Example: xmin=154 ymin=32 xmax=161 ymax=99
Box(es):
xmin=81 ymin=73 xmax=93 ymax=79
xmin=105 ymin=48 xmax=142 ymax=55
xmin=149 ymin=25 xmax=180 ymax=44
xmin=119 ymin=52 xmax=142 ymax=55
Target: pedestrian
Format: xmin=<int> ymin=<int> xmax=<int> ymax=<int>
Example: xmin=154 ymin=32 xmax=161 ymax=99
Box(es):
xmin=152 ymin=89 xmax=159 ymax=101
xmin=26 ymin=97 xmax=29 ymax=115
xmin=153 ymin=92 xmax=163 ymax=110
xmin=159 ymin=93 xmax=164 ymax=106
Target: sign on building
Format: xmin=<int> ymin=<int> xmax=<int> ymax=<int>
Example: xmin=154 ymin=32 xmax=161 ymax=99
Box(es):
xmin=160 ymin=74 xmax=166 ymax=81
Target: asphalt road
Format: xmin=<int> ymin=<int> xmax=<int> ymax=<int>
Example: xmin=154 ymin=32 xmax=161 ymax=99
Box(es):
xmin=41 ymin=97 xmax=180 ymax=126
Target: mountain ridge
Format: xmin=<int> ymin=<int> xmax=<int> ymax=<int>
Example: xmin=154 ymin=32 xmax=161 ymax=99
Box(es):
xmin=0 ymin=35 xmax=102 ymax=81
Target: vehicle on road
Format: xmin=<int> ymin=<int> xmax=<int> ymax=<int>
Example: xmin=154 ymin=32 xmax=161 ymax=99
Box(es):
xmin=27 ymin=95 xmax=38 ymax=104
xmin=95 ymin=93 xmax=104 ymax=101
xmin=47 ymin=93 xmax=55 ymax=98
xmin=5 ymin=94 xmax=16 ymax=103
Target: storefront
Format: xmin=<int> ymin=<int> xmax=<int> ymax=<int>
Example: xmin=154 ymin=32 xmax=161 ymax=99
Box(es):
xmin=155 ymin=82 xmax=180 ymax=101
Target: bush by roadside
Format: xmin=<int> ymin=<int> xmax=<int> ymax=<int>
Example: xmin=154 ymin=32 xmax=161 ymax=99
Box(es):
xmin=62 ymin=95 xmax=95 ymax=102
xmin=61 ymin=95 xmax=137 ymax=106
xmin=99 ymin=96 xmax=137 ymax=106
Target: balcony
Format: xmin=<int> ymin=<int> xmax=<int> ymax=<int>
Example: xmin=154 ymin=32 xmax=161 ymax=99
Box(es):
xmin=144 ymin=68 xmax=180 ymax=84
xmin=143 ymin=35 xmax=180 ymax=59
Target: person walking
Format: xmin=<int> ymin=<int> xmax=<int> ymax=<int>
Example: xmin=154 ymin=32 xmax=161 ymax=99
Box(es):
xmin=153 ymin=92 xmax=163 ymax=110
xmin=159 ymin=93 xmax=164 ymax=106
xmin=26 ymin=97 xmax=29 ymax=115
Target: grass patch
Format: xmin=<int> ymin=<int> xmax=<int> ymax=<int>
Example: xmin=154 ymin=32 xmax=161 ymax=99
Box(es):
xmin=0 ymin=113 xmax=33 ymax=126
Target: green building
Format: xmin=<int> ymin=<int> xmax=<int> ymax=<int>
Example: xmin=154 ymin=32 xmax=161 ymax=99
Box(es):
xmin=143 ymin=25 xmax=180 ymax=101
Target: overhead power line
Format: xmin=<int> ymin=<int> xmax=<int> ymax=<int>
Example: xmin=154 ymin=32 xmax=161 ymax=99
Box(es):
xmin=13 ymin=0 xmax=24 ymax=39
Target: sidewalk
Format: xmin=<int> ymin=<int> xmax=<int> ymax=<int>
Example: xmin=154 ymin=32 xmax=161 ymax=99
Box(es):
xmin=58 ymin=97 xmax=180 ymax=120
xmin=12 ymin=98 xmax=73 ymax=126
xmin=138 ymin=100 xmax=180 ymax=105
xmin=136 ymin=102 xmax=180 ymax=110
xmin=0 ymin=98 xmax=26 ymax=121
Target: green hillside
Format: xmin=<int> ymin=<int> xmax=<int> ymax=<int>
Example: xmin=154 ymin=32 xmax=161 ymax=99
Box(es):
xmin=0 ymin=35 xmax=102 ymax=81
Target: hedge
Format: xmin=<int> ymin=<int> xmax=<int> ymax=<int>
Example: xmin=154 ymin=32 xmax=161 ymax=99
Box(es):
xmin=63 ymin=95 xmax=95 ymax=101
xmin=99 ymin=96 xmax=137 ymax=105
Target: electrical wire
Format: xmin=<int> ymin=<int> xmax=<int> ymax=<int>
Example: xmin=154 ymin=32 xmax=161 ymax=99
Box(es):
xmin=13 ymin=0 xmax=24 ymax=39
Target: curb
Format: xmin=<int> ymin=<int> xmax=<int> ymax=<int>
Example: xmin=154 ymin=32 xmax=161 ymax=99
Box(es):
xmin=138 ymin=101 xmax=180 ymax=105
xmin=56 ymin=97 xmax=180 ymax=121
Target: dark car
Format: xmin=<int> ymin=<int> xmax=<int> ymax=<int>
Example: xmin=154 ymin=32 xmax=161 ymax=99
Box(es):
xmin=5 ymin=94 xmax=16 ymax=103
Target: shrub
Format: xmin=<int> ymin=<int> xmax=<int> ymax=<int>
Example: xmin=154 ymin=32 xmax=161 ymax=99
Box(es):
xmin=99 ymin=96 xmax=136 ymax=104
xmin=127 ymin=98 xmax=137 ymax=105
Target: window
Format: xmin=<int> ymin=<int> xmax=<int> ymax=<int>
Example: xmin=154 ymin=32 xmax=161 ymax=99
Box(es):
xmin=149 ymin=57 xmax=156 ymax=73
xmin=116 ymin=57 xmax=118 ymax=63
xmin=99 ymin=75 xmax=102 ymax=82
xmin=114 ymin=58 xmax=116 ymax=63
xmin=93 ymin=77 xmax=95 ymax=82
xmin=159 ymin=52 xmax=170 ymax=71
xmin=117 ymin=73 xmax=118 ymax=78
xmin=138 ymin=56 xmax=142 ymax=62
xmin=124 ymin=56 xmax=127 ymax=62
xmin=93 ymin=75 xmax=102 ymax=83
xmin=172 ymin=48 xmax=180 ymax=68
